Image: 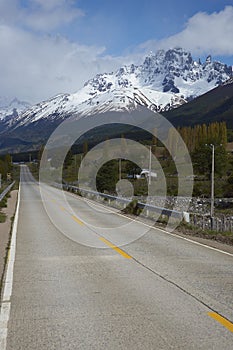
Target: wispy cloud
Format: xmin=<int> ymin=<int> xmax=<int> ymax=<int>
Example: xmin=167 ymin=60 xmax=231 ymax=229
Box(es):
xmin=0 ymin=0 xmax=84 ymax=31
xmin=0 ymin=24 xmax=126 ymax=102
xmin=23 ymin=0 xmax=84 ymax=31
xmin=140 ymin=6 xmax=233 ymax=56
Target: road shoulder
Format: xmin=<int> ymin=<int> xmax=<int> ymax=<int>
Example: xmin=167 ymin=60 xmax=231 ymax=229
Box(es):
xmin=0 ymin=190 xmax=18 ymax=295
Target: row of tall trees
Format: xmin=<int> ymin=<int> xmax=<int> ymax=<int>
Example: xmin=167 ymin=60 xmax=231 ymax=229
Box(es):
xmin=150 ymin=122 xmax=227 ymax=161
xmin=0 ymin=154 xmax=12 ymax=180
xmin=177 ymin=122 xmax=227 ymax=153
xmin=164 ymin=122 xmax=228 ymax=178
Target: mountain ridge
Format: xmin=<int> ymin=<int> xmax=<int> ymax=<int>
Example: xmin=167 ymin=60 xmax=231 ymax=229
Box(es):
xmin=0 ymin=47 xmax=232 ymax=153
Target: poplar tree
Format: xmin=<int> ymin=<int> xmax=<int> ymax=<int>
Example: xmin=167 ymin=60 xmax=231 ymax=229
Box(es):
xmin=83 ymin=140 xmax=88 ymax=157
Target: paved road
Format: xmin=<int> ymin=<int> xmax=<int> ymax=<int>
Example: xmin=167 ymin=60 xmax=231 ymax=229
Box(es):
xmin=2 ymin=165 xmax=233 ymax=349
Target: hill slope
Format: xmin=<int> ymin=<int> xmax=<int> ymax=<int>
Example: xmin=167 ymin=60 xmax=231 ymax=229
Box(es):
xmin=164 ymin=78 xmax=233 ymax=128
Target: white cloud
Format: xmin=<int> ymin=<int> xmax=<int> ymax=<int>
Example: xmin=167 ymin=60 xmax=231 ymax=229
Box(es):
xmin=24 ymin=0 xmax=84 ymax=31
xmin=0 ymin=0 xmax=84 ymax=31
xmin=140 ymin=6 xmax=233 ymax=57
xmin=0 ymin=1 xmax=129 ymax=103
xmin=0 ymin=4 xmax=232 ymax=104
xmin=0 ymin=24 xmax=126 ymax=103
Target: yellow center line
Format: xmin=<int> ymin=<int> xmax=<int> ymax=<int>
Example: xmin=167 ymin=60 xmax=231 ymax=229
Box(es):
xmin=57 ymin=202 xmax=84 ymax=225
xmin=208 ymin=312 xmax=233 ymax=333
xmin=99 ymin=237 xmax=132 ymax=259
xmin=71 ymin=215 xmax=84 ymax=226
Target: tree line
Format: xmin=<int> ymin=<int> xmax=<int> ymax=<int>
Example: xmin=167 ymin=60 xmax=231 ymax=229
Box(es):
xmin=177 ymin=122 xmax=227 ymax=152
xmin=162 ymin=122 xmax=228 ymax=176
xmin=0 ymin=154 xmax=12 ymax=181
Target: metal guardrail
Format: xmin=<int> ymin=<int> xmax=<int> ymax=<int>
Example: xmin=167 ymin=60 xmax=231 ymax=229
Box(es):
xmin=58 ymin=183 xmax=184 ymax=220
xmin=0 ymin=181 xmax=15 ymax=202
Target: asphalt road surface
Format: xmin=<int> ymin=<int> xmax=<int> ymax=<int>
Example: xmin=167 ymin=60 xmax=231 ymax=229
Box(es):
xmin=1 ymin=165 xmax=233 ymax=349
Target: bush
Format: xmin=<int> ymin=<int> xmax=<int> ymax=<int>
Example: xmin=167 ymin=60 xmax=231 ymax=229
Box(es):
xmin=0 ymin=197 xmax=7 ymax=208
xmin=0 ymin=211 xmax=6 ymax=223
xmin=121 ymin=199 xmax=142 ymax=216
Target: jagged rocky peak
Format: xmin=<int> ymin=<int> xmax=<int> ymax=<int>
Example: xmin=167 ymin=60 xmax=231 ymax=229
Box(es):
xmin=142 ymin=48 xmax=193 ymax=72
xmin=1 ymin=47 xmax=232 ymax=132
xmin=205 ymin=55 xmax=212 ymax=64
xmin=0 ymin=96 xmax=31 ymax=121
xmin=84 ymin=73 xmax=115 ymax=93
xmin=164 ymin=47 xmax=193 ymax=71
xmin=82 ymin=47 xmax=232 ymax=96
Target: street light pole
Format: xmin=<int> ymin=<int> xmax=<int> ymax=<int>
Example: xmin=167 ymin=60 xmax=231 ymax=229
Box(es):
xmin=148 ymin=146 xmax=152 ymax=185
xmin=210 ymin=144 xmax=215 ymax=218
xmin=119 ymin=158 xmax=122 ymax=181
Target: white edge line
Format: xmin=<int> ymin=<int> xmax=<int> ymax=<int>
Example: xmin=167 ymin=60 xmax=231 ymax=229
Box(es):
xmin=0 ymin=183 xmax=21 ymax=349
xmin=65 ymin=190 xmax=233 ymax=258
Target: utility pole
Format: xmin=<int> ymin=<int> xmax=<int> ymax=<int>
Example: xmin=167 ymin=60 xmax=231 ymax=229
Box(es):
xmin=0 ymin=173 xmax=1 ymax=189
xmin=148 ymin=146 xmax=152 ymax=185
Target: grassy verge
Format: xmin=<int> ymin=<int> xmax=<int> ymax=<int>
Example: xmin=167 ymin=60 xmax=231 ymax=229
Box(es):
xmin=0 ymin=211 xmax=6 ymax=223
xmin=0 ymin=182 xmax=8 ymax=195
xmin=177 ymin=221 xmax=233 ymax=245
xmin=0 ymin=195 xmax=8 ymax=208
xmin=12 ymin=164 xmax=20 ymax=190
xmin=27 ymin=162 xmax=39 ymax=181
xmin=121 ymin=199 xmax=143 ymax=216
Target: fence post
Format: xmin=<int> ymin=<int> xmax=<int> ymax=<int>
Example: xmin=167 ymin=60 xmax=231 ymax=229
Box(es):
xmin=193 ymin=214 xmax=197 ymax=226
xmin=210 ymin=217 xmax=214 ymax=231
xmin=223 ymin=216 xmax=226 ymax=232
xmin=183 ymin=212 xmax=190 ymax=223
xmin=202 ymin=216 xmax=205 ymax=230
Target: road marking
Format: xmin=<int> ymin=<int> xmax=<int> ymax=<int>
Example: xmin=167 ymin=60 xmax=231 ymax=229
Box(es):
xmin=99 ymin=237 xmax=132 ymax=259
xmin=0 ymin=183 xmax=21 ymax=349
xmin=208 ymin=312 xmax=233 ymax=333
xmin=71 ymin=215 xmax=84 ymax=226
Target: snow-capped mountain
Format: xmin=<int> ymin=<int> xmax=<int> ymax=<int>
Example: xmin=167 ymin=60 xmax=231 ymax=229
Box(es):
xmin=10 ymin=88 xmax=187 ymax=130
xmin=0 ymin=97 xmax=31 ymax=123
xmin=7 ymin=47 xmax=231 ymax=131
xmin=0 ymin=48 xmax=232 ymax=154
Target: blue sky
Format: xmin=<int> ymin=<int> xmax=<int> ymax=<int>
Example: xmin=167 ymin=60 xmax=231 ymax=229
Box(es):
xmin=73 ymin=0 xmax=233 ymax=60
xmin=0 ymin=0 xmax=232 ymax=102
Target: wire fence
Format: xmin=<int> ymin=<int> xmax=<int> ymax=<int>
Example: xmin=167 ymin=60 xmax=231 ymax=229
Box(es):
xmin=190 ymin=213 xmax=233 ymax=232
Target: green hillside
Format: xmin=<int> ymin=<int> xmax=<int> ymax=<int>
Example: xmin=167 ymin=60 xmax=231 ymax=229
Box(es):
xmin=164 ymin=80 xmax=233 ymax=128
